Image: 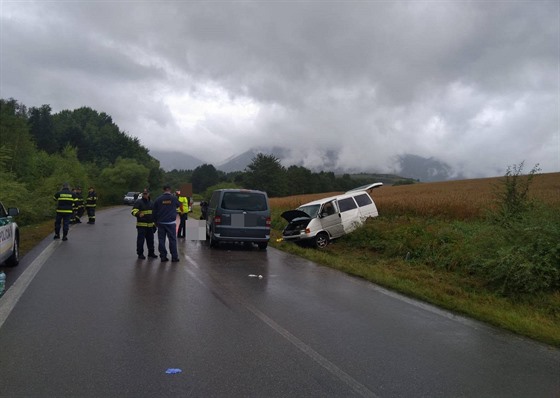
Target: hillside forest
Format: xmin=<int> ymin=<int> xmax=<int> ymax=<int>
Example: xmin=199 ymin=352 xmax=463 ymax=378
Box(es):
xmin=1 ymin=98 xmax=407 ymax=225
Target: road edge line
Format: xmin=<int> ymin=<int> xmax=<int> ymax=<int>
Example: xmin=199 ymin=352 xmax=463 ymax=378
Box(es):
xmin=0 ymin=241 xmax=59 ymax=329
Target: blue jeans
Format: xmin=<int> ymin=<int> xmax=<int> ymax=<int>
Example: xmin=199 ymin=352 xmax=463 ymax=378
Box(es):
xmin=157 ymin=223 xmax=178 ymax=260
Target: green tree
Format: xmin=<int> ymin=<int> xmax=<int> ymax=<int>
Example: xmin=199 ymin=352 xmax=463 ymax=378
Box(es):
xmin=97 ymin=158 xmax=150 ymax=203
xmin=52 ymin=107 xmax=155 ymax=168
xmin=192 ymin=164 xmax=220 ymax=193
xmin=286 ymin=165 xmax=315 ymax=195
xmin=315 ymin=171 xmax=336 ymax=193
xmin=28 ymin=104 xmax=57 ymax=153
xmin=243 ymin=153 xmax=288 ymax=197
xmin=0 ymin=99 xmax=37 ymax=178
xmin=492 ymin=162 xmax=541 ymax=223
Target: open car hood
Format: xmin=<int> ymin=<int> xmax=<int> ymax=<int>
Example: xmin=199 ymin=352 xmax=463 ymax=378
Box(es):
xmin=281 ymin=210 xmax=312 ymax=222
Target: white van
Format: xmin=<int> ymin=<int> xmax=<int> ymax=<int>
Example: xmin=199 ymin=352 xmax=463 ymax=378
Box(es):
xmin=281 ymin=183 xmax=382 ymax=248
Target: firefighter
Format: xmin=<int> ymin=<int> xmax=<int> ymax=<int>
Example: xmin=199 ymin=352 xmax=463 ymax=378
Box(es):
xmin=86 ymin=186 xmax=97 ymax=224
xmin=131 ymin=189 xmax=157 ymax=259
xmin=74 ymin=187 xmax=85 ymax=223
xmin=54 ymin=182 xmax=78 ymax=241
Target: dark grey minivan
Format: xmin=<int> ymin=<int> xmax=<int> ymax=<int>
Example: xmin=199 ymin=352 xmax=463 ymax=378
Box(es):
xmin=205 ymin=189 xmax=271 ymax=249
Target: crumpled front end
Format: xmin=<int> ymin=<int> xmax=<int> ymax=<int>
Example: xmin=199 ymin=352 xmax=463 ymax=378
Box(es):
xmin=281 ymin=216 xmax=313 ymax=242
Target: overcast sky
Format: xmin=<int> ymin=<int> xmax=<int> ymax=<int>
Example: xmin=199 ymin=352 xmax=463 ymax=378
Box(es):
xmin=1 ymin=1 xmax=558 ymax=178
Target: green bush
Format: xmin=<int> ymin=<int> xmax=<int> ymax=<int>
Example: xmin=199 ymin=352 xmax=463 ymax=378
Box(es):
xmin=339 ymin=203 xmax=560 ymax=297
xmin=480 ymin=207 xmax=560 ymax=296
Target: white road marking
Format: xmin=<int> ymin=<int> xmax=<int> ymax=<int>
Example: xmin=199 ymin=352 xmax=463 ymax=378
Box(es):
xmin=0 ymin=241 xmax=59 ymax=329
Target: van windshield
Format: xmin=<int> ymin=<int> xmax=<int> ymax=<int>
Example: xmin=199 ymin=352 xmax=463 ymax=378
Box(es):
xmin=221 ymin=192 xmax=267 ymax=211
xmin=297 ymin=204 xmax=320 ymax=218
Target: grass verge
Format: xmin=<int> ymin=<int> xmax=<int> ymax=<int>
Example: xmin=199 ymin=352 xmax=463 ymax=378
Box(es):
xmin=269 ymin=228 xmax=560 ymax=347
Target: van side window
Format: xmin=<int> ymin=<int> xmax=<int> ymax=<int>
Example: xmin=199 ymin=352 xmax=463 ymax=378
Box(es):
xmin=209 ymin=192 xmax=219 ymax=208
xmin=338 ymin=197 xmax=357 ymax=212
xmin=321 ymin=201 xmax=336 ymax=216
xmin=354 ymin=193 xmax=373 ymax=207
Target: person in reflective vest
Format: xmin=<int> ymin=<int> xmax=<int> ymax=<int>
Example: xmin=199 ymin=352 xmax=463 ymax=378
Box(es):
xmin=176 ymin=191 xmax=189 ymax=238
xmin=131 ymin=189 xmax=157 ymax=260
xmin=86 ymin=187 xmax=97 ymax=224
xmin=53 ymin=182 xmax=78 ymax=241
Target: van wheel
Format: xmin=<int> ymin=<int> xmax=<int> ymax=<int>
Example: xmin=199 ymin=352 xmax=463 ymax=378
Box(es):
xmin=6 ymin=237 xmax=19 ymax=266
xmin=209 ymin=232 xmax=219 ymax=248
xmin=313 ymin=233 xmax=329 ymax=249
xmin=257 ymin=242 xmax=268 ymax=250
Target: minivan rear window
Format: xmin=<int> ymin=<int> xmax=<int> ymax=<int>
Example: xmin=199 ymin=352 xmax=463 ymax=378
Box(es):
xmin=221 ymin=192 xmax=268 ymax=211
xmin=338 ymin=197 xmax=358 ymax=212
xmin=354 ymin=193 xmax=373 ymax=207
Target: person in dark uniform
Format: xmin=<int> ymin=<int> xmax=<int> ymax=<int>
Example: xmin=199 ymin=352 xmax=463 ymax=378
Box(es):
xmin=200 ymin=200 xmax=209 ymax=220
xmin=73 ymin=187 xmax=85 ymax=223
xmin=152 ymin=185 xmax=181 ymax=262
xmin=53 ymin=182 xmax=77 ymax=241
xmin=131 ymin=189 xmax=157 ymax=259
xmin=86 ymin=187 xmax=97 ymax=224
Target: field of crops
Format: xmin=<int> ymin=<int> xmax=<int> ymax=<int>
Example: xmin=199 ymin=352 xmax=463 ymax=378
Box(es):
xmin=270 ymin=172 xmax=559 ymax=219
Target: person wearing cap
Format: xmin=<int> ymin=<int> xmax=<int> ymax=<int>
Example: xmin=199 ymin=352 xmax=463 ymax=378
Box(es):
xmin=86 ymin=186 xmax=97 ymax=224
xmin=176 ymin=190 xmax=189 ymax=238
xmin=53 ymin=182 xmax=78 ymax=241
xmin=131 ymin=189 xmax=157 ymax=259
xmin=152 ymin=185 xmax=181 ymax=262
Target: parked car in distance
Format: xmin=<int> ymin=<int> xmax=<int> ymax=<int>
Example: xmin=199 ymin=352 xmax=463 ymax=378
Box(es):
xmin=123 ymin=192 xmax=140 ymax=205
xmin=0 ymin=201 xmax=20 ymax=266
xmin=281 ymin=182 xmax=382 ymax=249
xmin=206 ymin=189 xmax=271 ymax=249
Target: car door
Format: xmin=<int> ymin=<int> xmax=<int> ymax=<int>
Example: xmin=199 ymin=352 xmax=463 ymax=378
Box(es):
xmin=337 ymin=196 xmax=361 ymax=233
xmin=0 ymin=202 xmax=15 ymax=264
xmin=318 ymin=200 xmax=344 ymax=238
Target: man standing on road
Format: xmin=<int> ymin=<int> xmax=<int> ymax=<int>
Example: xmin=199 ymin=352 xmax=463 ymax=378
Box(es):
xmin=131 ymin=189 xmax=157 ymax=260
xmin=53 ymin=182 xmax=77 ymax=241
xmin=86 ymin=186 xmax=97 ymax=224
xmin=176 ymin=190 xmax=189 ymax=238
xmin=152 ymin=185 xmax=181 ymax=262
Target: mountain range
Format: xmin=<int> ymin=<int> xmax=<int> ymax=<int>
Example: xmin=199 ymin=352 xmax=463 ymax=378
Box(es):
xmin=149 ymin=148 xmax=458 ymax=182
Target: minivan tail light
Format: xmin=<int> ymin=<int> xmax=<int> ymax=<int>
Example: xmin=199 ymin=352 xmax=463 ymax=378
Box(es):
xmin=214 ymin=216 xmax=221 ymax=225
xmin=266 ymin=217 xmax=271 ymax=227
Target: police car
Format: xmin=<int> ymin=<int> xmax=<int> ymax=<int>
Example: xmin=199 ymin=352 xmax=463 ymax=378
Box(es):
xmin=0 ymin=201 xmax=20 ymax=267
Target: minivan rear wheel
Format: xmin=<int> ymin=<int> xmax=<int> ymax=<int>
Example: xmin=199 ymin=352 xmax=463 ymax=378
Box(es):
xmin=313 ymin=232 xmax=329 ymax=249
xmin=257 ymin=242 xmax=268 ymax=250
xmin=209 ymin=232 xmax=219 ymax=248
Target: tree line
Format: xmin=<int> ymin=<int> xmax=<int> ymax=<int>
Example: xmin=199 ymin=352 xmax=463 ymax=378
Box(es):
xmin=1 ymin=98 xmax=385 ymax=226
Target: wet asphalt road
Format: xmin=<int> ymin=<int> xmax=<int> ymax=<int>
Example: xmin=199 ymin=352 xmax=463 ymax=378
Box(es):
xmin=0 ymin=206 xmax=558 ymax=398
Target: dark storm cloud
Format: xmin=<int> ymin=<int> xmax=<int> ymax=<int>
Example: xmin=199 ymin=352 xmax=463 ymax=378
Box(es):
xmin=1 ymin=0 xmax=558 ymax=177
